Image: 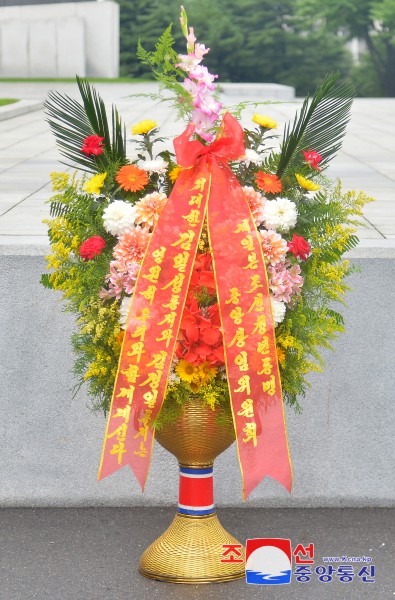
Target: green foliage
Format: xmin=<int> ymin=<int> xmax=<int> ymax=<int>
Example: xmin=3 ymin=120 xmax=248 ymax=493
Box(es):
xmin=295 ymin=0 xmax=395 ymax=96
xmin=115 ymin=0 xmax=352 ymax=96
xmin=137 ymin=25 xmax=195 ymax=118
xmin=277 ymin=73 xmax=355 ymax=178
xmin=350 ymin=54 xmax=382 ymax=97
xmin=40 ymin=273 xmax=54 ymax=289
xmin=44 ymin=77 xmax=127 ymax=173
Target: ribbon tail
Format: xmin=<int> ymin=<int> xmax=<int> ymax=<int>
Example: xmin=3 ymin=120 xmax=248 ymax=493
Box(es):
xmin=98 ymin=166 xmax=210 ymax=490
xmin=206 ymin=158 xmax=292 ymax=500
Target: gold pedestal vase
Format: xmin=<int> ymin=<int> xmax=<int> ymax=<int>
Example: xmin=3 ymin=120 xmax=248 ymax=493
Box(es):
xmin=139 ymin=398 xmax=245 ymax=583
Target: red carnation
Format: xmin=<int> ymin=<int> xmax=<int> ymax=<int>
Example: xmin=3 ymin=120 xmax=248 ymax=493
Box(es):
xmin=79 ymin=236 xmax=106 ymax=261
xmin=81 ymin=135 xmax=104 ymax=156
xmin=287 ymin=234 xmax=310 ymax=261
xmin=302 ymin=148 xmax=323 ymax=171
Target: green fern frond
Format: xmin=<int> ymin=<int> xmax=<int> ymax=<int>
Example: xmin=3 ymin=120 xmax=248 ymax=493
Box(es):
xmin=44 ymin=77 xmax=126 ymax=173
xmin=325 ymin=309 xmax=345 ymax=327
xmin=49 ymin=201 xmax=71 ymax=218
xmin=277 ymin=73 xmax=355 ymax=178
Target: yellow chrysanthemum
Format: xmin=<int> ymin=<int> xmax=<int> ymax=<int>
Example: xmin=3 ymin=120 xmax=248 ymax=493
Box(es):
xmin=276 ymin=346 xmax=286 ymax=365
xmin=252 ymin=114 xmax=278 ymax=129
xmin=169 ymin=165 xmax=182 ymax=182
xmin=175 ymin=360 xmax=197 ymax=383
xmin=131 ymin=119 xmax=157 ymax=135
xmin=295 ymin=173 xmax=320 ymax=191
xmin=84 ymin=172 xmax=107 ymax=195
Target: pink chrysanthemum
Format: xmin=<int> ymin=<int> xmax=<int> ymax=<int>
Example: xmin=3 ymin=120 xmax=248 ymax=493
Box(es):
xmin=134 ymin=192 xmax=168 ymax=228
xmin=114 ymin=227 xmax=150 ymax=266
xmin=260 ymin=229 xmax=288 ymax=265
xmin=242 ymin=186 xmax=265 ymax=225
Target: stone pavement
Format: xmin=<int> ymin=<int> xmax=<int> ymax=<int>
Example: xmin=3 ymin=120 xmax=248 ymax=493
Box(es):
xmin=0 ymin=81 xmax=394 ymax=251
xmin=1 ymin=507 xmax=393 ymax=600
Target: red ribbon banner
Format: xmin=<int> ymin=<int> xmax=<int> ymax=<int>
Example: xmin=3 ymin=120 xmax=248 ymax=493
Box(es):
xmin=98 ymin=112 xmax=292 ymax=499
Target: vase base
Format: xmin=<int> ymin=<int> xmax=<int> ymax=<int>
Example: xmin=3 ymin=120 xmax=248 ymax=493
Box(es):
xmin=139 ymin=512 xmax=245 ymax=584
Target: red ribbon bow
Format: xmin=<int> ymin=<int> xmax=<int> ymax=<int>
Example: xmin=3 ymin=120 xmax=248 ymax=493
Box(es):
xmin=98 ymin=112 xmax=292 ymax=500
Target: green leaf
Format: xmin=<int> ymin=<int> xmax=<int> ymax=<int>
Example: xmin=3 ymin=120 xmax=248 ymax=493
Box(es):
xmin=40 ymin=273 xmax=54 ymax=289
xmin=277 ymin=73 xmax=355 ymax=178
xmin=44 ymin=77 xmax=127 ymax=173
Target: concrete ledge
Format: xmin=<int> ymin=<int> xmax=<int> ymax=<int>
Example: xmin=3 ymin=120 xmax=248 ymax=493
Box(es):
xmin=220 ymin=82 xmax=295 ymax=100
xmin=2 ymin=237 xmax=395 ymax=257
xmin=0 ymin=99 xmax=42 ymax=121
xmin=0 ymin=254 xmax=394 ymax=507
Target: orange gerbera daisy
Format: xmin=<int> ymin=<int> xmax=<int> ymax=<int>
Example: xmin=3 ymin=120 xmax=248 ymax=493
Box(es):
xmin=255 ymin=171 xmax=282 ymax=194
xmin=115 ymin=164 xmax=149 ymax=192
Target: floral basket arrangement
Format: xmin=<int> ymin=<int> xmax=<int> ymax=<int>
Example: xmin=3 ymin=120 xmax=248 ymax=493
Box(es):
xmin=42 ymin=7 xmax=372 ymax=584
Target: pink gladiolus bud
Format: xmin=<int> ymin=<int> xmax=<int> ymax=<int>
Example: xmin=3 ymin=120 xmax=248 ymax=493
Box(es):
xmin=187 ymin=27 xmax=196 ymax=53
xmin=179 ymin=5 xmax=188 ymax=37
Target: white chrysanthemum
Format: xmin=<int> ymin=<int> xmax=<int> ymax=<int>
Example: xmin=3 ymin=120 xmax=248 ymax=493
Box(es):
xmin=243 ymin=148 xmax=263 ymax=166
xmin=119 ymin=296 xmax=132 ymax=330
xmin=103 ymin=200 xmax=137 ymax=237
xmin=270 ymin=296 xmax=286 ymax=326
xmin=139 ymin=159 xmax=168 ymax=175
xmin=262 ymin=197 xmax=297 ymax=232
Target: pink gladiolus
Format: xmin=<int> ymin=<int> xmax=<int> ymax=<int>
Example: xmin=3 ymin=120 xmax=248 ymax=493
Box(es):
xmin=189 ymin=65 xmax=217 ymax=86
xmin=192 ymin=108 xmax=218 ymax=141
xmin=186 ymin=27 xmax=196 ymax=53
xmin=194 ymin=43 xmax=210 ymax=61
xmin=182 ymin=78 xmax=200 ymax=97
xmin=177 ymin=54 xmax=200 ymax=72
xmin=194 ymin=90 xmax=222 ymax=116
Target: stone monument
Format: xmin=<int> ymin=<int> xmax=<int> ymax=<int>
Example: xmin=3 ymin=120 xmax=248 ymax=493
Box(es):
xmin=0 ymin=0 xmax=119 ymax=78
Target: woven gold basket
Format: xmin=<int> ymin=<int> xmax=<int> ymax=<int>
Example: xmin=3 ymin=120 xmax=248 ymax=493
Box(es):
xmin=138 ymin=398 xmax=245 ymax=583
